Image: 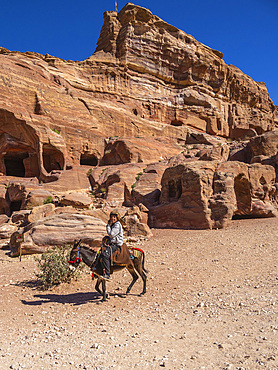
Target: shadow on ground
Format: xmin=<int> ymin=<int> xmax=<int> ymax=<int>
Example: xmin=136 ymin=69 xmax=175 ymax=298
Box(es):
xmin=21 ymin=291 xmax=127 ymax=306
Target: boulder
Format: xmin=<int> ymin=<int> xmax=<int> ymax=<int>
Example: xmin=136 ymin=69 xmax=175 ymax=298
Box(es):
xmin=11 ymin=210 xmax=30 ymax=226
xmin=0 ymin=214 xmax=9 ymax=225
xmin=197 ymin=143 xmax=229 ymax=162
xmin=5 ymin=178 xmax=50 ymax=214
xmin=25 ymin=189 xmax=54 ymax=208
xmin=124 ymin=215 xmax=152 ymax=237
xmin=151 ymin=161 xmax=217 ymax=229
xmin=150 ymin=160 xmax=277 ymax=229
xmin=59 ymin=192 xmax=93 ymax=209
xmin=123 ymin=206 xmax=152 ymax=237
xmin=27 ymin=203 xmax=55 ymax=223
xmin=248 ymin=131 xmax=278 ymax=158
xmin=0 ymin=223 xmax=17 ymax=239
xmin=124 ymin=205 xmax=148 ymax=225
xmin=131 ymin=163 xmax=168 ymax=208
xmin=89 ymin=163 xmax=146 ymax=205
xmin=10 ymin=213 xmax=107 ymax=256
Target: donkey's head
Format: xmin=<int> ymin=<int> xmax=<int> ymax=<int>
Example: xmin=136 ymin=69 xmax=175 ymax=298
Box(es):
xmin=68 ymin=239 xmax=82 ymax=271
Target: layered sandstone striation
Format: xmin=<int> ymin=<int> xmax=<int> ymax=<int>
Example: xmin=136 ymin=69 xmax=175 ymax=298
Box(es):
xmin=0 ymin=3 xmax=278 ymax=250
xmin=0 ymin=3 xmax=277 ymax=183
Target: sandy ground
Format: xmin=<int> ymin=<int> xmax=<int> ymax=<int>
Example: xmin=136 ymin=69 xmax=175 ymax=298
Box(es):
xmin=0 ymin=217 xmax=278 ymax=370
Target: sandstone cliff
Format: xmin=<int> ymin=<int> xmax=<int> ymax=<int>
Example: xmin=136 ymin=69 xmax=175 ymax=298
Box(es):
xmin=0 ymin=3 xmax=277 ymax=182
xmin=0 ymin=3 xmax=278 ymax=246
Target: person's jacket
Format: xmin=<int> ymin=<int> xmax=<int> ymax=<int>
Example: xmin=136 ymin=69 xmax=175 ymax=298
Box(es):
xmin=106 ymin=220 xmax=123 ymax=246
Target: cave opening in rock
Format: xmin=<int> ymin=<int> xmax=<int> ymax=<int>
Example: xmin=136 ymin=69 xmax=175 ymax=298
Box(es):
xmin=0 ymin=132 xmax=40 ymax=178
xmin=168 ymin=179 xmax=182 ymax=201
xmin=217 ymin=118 xmax=222 ymax=131
xmin=4 ymin=152 xmax=29 ymax=177
xmin=10 ymin=200 xmax=22 ymax=214
xmin=43 ymin=144 xmax=64 ymax=173
xmin=170 ymin=120 xmax=183 ymax=126
xmin=232 ymin=174 xmax=252 ymax=219
xmin=80 ymin=153 xmax=98 ymax=166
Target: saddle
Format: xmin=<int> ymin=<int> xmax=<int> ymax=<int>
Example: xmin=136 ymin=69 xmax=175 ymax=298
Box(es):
xmin=112 ymin=243 xmax=134 ymax=269
xmin=93 ymin=243 xmax=134 ymax=275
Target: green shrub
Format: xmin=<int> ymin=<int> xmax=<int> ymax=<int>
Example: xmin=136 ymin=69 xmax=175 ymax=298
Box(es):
xmin=100 ymin=168 xmax=108 ymax=175
xmin=44 ymin=196 xmax=53 ymax=204
xmin=51 ymin=128 xmax=60 ymax=135
xmin=135 ymin=172 xmax=143 ymax=181
xmin=35 ymin=245 xmax=78 ymax=290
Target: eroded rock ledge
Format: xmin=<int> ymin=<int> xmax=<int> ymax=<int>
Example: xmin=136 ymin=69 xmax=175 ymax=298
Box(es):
xmin=1 ymin=4 xmax=278 ymax=254
xmin=0 ymin=3 xmax=277 ymax=184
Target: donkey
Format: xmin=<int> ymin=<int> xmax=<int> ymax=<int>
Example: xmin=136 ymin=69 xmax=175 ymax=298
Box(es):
xmin=68 ymin=240 xmax=148 ymax=302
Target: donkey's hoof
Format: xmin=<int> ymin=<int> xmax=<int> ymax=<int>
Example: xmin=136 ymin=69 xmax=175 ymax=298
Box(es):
xmin=139 ymin=291 xmax=146 ymax=296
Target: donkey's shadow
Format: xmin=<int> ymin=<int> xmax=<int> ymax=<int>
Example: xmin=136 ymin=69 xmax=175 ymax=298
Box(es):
xmin=21 ymin=291 xmax=127 ymax=306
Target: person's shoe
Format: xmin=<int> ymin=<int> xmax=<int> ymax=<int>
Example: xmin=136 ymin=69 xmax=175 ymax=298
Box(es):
xmin=102 ymin=274 xmax=111 ymax=281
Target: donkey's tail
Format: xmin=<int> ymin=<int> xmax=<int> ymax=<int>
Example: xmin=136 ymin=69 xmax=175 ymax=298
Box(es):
xmin=141 ymin=250 xmax=148 ymax=274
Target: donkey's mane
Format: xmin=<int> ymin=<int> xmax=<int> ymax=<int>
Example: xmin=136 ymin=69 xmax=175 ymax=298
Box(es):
xmin=80 ymin=245 xmax=99 ymax=259
xmin=81 ymin=245 xmax=93 ymax=251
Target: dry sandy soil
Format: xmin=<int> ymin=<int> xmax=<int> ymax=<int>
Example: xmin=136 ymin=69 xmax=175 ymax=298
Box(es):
xmin=0 ymin=217 xmax=278 ymax=370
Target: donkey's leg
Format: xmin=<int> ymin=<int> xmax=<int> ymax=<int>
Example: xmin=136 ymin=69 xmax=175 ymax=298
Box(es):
xmin=101 ymin=279 xmax=108 ymax=302
xmin=95 ymin=279 xmax=102 ymax=296
xmin=134 ymin=258 xmax=147 ymax=296
xmin=126 ymin=267 xmax=139 ymax=295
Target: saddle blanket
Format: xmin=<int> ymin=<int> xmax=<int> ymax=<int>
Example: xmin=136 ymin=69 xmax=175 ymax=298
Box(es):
xmin=112 ymin=243 xmax=134 ymax=269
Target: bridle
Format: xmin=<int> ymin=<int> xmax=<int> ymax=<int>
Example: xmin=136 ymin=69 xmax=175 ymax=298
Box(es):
xmin=68 ymin=245 xmax=82 ymax=265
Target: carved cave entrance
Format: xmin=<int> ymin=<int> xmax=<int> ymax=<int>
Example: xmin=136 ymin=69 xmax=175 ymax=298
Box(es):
xmin=1 ymin=149 xmax=39 ymax=178
xmin=168 ymin=179 xmax=182 ymax=201
xmin=4 ymin=153 xmax=27 ymax=177
xmin=232 ymin=174 xmax=252 ymax=219
xmin=0 ymin=132 xmax=40 ymax=178
xmin=42 ymin=144 xmax=64 ymax=173
xmin=80 ymin=153 xmax=98 ymax=166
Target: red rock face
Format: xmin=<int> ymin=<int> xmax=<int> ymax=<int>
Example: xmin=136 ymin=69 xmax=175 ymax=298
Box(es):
xmin=0 ymin=3 xmax=278 ymax=236
xmin=149 ymin=160 xmax=277 ymax=229
xmin=0 ymin=3 xmax=276 ymax=183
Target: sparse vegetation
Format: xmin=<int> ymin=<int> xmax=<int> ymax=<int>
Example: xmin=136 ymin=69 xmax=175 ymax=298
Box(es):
xmin=135 ymin=172 xmax=143 ymax=181
xmin=131 ymin=183 xmax=136 ymax=190
xmin=35 ymin=245 xmax=79 ymax=290
xmin=100 ymin=168 xmax=108 ymax=175
xmin=51 ymin=128 xmax=60 ymax=135
xmin=44 ymin=196 xmax=53 ymax=204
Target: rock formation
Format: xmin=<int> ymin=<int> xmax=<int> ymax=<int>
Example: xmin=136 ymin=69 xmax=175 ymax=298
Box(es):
xmin=149 ymin=160 xmax=277 ymax=229
xmin=0 ymin=3 xmax=277 ymax=185
xmin=0 ymin=3 xmax=278 ymax=253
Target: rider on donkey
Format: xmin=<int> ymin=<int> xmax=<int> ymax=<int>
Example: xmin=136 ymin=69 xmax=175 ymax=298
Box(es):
xmin=101 ymin=210 xmax=124 ymax=280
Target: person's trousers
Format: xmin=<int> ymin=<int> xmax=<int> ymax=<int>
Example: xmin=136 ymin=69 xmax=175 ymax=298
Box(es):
xmin=101 ymin=244 xmax=119 ymax=276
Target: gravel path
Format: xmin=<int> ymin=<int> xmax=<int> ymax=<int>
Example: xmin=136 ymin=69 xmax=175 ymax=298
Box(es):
xmin=1 ymin=217 xmax=278 ymax=369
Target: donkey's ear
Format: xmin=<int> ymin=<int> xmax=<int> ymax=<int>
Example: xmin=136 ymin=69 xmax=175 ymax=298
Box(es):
xmin=73 ymin=239 xmax=82 ymax=247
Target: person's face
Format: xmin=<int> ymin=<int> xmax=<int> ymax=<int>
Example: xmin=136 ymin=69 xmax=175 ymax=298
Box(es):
xmin=110 ymin=215 xmax=117 ymax=224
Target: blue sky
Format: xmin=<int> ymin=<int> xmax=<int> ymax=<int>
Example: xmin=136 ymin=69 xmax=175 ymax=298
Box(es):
xmin=1 ymin=0 xmax=277 ymax=104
